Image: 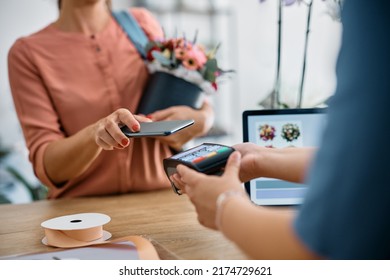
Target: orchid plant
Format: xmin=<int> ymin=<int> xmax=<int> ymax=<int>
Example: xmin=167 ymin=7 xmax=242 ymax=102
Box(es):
xmin=259 ymin=0 xmax=344 ymax=108
xmin=144 ymin=33 xmax=232 ymax=95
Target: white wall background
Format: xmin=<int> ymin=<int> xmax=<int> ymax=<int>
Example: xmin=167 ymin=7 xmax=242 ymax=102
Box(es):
xmin=0 ymin=1 xmax=58 ymax=148
xmin=233 ymin=0 xmax=342 ymax=109
xmin=0 ymin=0 xmax=342 ymax=202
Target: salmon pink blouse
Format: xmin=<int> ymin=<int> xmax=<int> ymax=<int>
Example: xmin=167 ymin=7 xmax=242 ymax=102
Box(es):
xmin=8 ymin=8 xmax=172 ymax=198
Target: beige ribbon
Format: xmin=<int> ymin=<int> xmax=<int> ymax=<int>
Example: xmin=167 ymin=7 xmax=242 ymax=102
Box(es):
xmin=41 ymin=213 xmax=111 ymax=248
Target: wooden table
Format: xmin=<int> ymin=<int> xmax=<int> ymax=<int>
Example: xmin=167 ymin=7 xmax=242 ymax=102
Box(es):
xmin=0 ymin=189 xmax=247 ymax=260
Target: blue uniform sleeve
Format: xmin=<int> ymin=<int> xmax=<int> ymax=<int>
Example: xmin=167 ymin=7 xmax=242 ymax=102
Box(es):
xmin=294 ymin=0 xmax=390 ymax=259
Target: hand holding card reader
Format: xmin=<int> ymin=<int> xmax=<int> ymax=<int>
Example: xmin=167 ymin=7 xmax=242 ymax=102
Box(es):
xmin=163 ymin=143 xmax=235 ymax=195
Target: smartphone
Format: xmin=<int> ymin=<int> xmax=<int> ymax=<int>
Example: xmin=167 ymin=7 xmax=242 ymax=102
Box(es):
xmin=120 ymin=119 xmax=194 ymax=138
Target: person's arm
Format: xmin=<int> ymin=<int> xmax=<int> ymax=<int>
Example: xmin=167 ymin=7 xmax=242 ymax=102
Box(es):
xmin=233 ymin=142 xmax=316 ymax=183
xmin=8 ymin=38 xmax=149 ymax=188
xmin=176 ymin=151 xmax=319 ymax=259
xmin=220 ymin=196 xmax=317 ymax=259
xmin=171 ymin=142 xmax=315 ymax=194
xmin=44 ymin=109 xmax=147 ymax=185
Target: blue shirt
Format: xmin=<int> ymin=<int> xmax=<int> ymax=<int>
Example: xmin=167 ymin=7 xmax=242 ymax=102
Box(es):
xmin=294 ymin=0 xmax=390 ymax=259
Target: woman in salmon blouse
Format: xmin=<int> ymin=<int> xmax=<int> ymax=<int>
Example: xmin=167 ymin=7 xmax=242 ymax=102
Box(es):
xmin=7 ymin=0 xmax=214 ymax=199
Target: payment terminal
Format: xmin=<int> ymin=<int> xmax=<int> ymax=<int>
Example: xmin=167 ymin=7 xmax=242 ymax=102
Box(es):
xmin=163 ymin=143 xmax=235 ymax=195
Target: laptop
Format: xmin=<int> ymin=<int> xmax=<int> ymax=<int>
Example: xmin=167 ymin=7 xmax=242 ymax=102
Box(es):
xmin=242 ymin=108 xmax=327 ymax=206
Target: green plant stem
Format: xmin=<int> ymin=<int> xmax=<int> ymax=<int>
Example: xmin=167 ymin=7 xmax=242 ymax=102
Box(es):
xmin=6 ymin=166 xmax=47 ymax=201
xmin=297 ymin=0 xmax=313 ymax=108
xmin=271 ymin=0 xmax=283 ymax=109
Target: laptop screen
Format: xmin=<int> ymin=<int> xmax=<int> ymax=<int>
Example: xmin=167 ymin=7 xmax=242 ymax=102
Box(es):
xmin=242 ymin=108 xmax=327 ymax=205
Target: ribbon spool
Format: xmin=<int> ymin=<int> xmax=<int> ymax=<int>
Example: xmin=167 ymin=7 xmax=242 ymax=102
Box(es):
xmin=41 ymin=213 xmax=112 ymax=248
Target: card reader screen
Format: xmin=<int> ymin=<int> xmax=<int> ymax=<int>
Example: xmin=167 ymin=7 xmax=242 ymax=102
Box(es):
xmin=170 ymin=144 xmax=231 ymax=164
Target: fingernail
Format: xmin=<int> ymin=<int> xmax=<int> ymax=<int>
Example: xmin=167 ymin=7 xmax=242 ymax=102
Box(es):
xmin=146 ymin=114 xmax=153 ymax=119
xmin=121 ymin=138 xmax=129 ymax=146
xmin=172 ymin=173 xmax=179 ymax=182
xmin=132 ymin=124 xmax=140 ymax=131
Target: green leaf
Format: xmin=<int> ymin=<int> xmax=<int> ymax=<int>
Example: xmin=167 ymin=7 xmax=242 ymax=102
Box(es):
xmin=203 ymin=70 xmax=216 ymax=83
xmin=278 ymin=102 xmax=290 ymax=109
xmin=202 ymin=59 xmax=219 ymax=82
xmin=204 ymin=58 xmax=218 ymax=73
xmin=171 ymin=50 xmax=177 ymax=67
xmin=6 ymin=166 xmax=48 ymax=201
xmin=0 ymin=193 xmax=11 ymax=204
xmin=199 ymin=67 xmax=207 ymax=76
xmin=151 ymin=51 xmax=172 ymax=67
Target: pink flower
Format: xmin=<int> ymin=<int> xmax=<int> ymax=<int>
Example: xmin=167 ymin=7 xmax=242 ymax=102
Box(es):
xmin=143 ymin=33 xmax=233 ymax=94
xmin=182 ymin=57 xmax=199 ymax=70
xmin=182 ymin=48 xmax=207 ymax=70
xmin=174 ymin=48 xmax=187 ymax=60
xmin=194 ymin=47 xmax=207 ymax=65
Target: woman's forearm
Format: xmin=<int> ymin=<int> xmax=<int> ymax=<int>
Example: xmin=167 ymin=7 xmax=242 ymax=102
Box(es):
xmin=43 ymin=123 xmax=102 ymax=185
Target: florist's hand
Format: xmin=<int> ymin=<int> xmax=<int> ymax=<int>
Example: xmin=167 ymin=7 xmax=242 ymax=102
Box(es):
xmin=93 ymin=108 xmax=150 ymax=150
xmin=176 ymin=151 xmax=245 ymax=230
xmin=233 ymin=142 xmax=270 ymax=182
xmin=148 ymin=100 xmax=214 ymax=151
xmin=234 ymin=143 xmax=314 ymax=183
xmin=170 ymin=172 xmax=187 ymax=194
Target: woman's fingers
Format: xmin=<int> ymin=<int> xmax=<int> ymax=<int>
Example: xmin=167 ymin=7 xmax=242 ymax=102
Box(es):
xmin=116 ymin=108 xmax=140 ymax=132
xmin=95 ymin=136 xmax=114 ymax=150
xmin=94 ymin=108 xmax=140 ymax=149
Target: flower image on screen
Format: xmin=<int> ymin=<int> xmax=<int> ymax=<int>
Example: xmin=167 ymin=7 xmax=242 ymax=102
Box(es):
xmin=281 ymin=123 xmax=301 ymax=142
xmin=259 ymin=124 xmax=276 ymax=141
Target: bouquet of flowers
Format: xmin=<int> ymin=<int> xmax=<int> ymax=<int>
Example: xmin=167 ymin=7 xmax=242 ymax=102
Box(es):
xmin=145 ymin=34 xmax=231 ymax=94
xmin=259 ymin=124 xmax=276 ymax=141
xmin=281 ymin=123 xmax=301 ymax=142
xmin=136 ymin=33 xmax=232 ymax=114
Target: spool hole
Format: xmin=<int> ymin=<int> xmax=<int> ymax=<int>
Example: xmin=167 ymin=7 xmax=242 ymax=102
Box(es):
xmin=70 ymin=219 xmax=82 ymax=223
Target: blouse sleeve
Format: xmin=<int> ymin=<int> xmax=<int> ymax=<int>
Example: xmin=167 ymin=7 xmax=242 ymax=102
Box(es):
xmin=130 ymin=7 xmax=164 ymax=41
xmin=8 ymin=39 xmax=64 ymax=189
